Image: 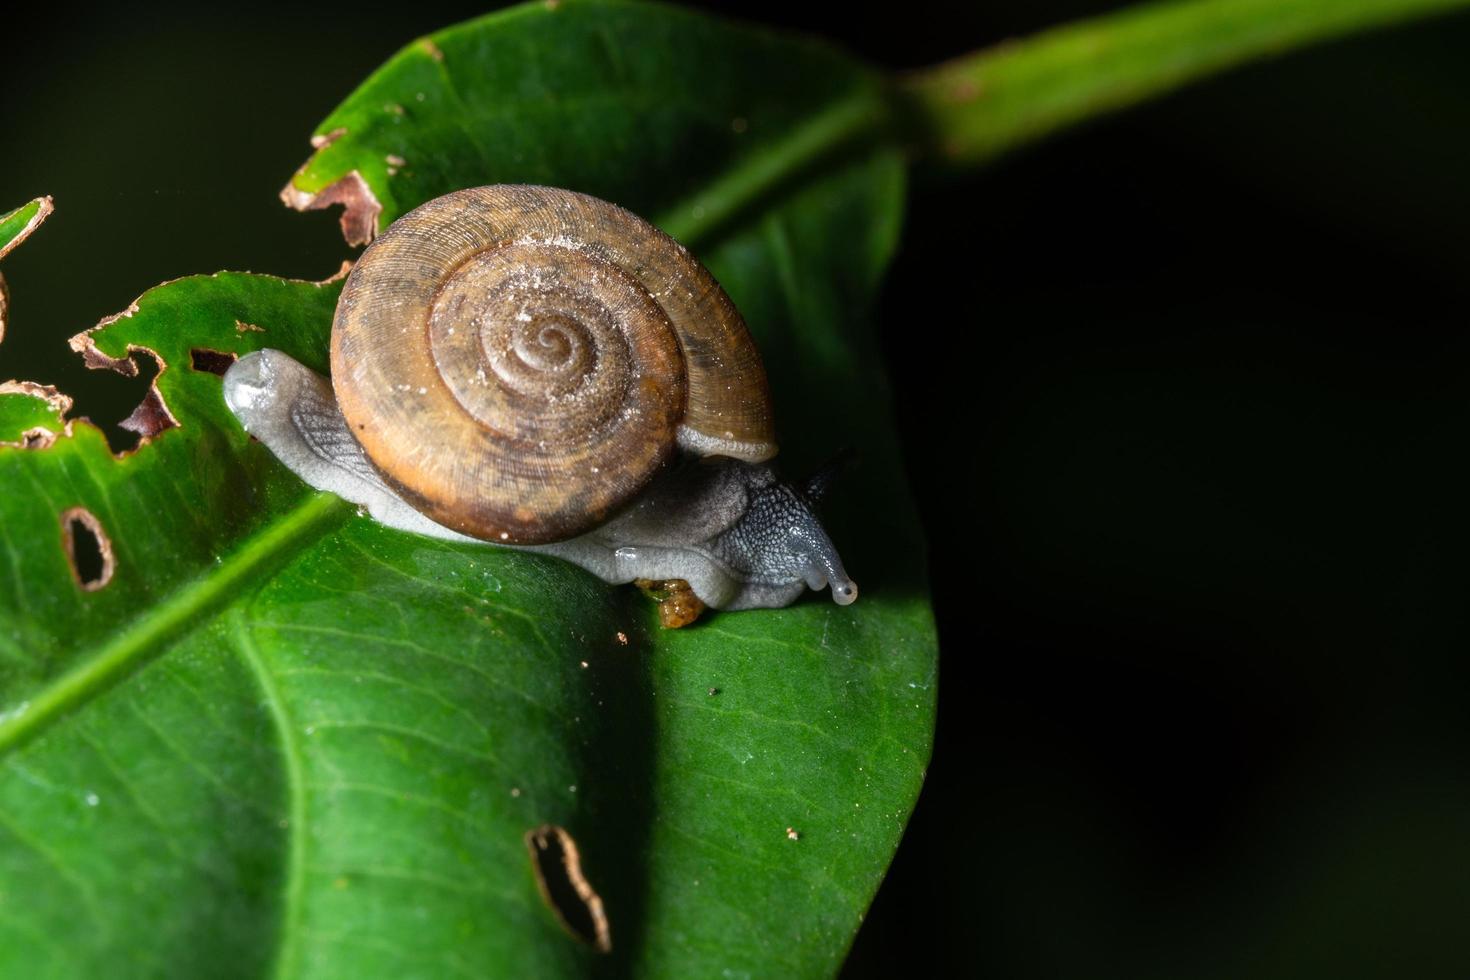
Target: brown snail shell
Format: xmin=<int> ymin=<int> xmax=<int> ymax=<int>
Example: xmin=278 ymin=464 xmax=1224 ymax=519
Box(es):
xmin=331 ymin=184 xmax=776 ymax=545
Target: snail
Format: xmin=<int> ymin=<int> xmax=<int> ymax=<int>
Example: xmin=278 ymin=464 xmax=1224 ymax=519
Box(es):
xmin=222 ymin=184 xmax=856 ymax=625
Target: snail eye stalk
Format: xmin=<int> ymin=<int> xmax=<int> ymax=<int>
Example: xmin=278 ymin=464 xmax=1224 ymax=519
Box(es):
xmin=787 ymin=500 xmax=858 ymax=606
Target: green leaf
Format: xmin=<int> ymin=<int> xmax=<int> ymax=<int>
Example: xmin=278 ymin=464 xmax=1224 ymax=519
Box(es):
xmin=281 ymin=0 xmax=893 ymax=248
xmin=0 ymin=4 xmax=934 ymax=978
xmin=0 ymin=197 xmax=53 ymax=345
xmin=0 ymin=381 xmax=70 ymax=447
xmin=0 ymin=197 xmax=52 ymax=261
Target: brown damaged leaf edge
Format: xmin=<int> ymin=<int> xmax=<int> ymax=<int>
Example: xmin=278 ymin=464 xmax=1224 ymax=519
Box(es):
xmin=525 ymin=824 xmax=612 ymax=953
xmin=66 ymin=262 xmax=353 ymax=453
xmin=0 ymin=381 xmax=75 ymax=450
xmin=0 ymin=196 xmax=56 ymax=343
xmin=119 ymin=376 xmax=180 ymax=443
xmin=59 ymin=505 xmax=115 ymax=591
xmin=280 ymin=169 xmax=382 ymax=247
xmin=320 ymin=258 xmax=356 ymax=283
xmin=69 ymin=304 xmax=142 ymax=376
xmin=67 ymin=324 xmax=180 ymax=448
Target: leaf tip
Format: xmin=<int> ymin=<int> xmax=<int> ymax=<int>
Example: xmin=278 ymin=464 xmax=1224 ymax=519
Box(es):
xmin=0 ymin=195 xmax=56 ymax=264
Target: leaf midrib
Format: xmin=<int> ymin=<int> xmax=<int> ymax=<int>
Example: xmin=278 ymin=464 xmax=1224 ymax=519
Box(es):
xmin=0 ymin=493 xmax=352 ymax=755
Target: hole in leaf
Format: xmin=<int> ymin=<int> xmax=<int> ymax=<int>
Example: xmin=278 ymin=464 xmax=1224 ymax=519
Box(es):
xmin=85 ymin=347 xmax=174 ymax=454
xmin=525 ymin=824 xmax=611 ymax=953
xmin=65 ymin=331 xmax=181 ymax=454
xmin=189 ymin=347 xmax=237 ymax=376
xmin=22 ymin=428 xmax=54 ymax=450
xmin=60 ymin=506 xmax=114 ymax=591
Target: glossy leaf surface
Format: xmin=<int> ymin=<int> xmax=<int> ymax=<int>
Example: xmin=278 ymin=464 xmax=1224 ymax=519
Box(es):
xmin=0 ymin=4 xmax=935 ymax=978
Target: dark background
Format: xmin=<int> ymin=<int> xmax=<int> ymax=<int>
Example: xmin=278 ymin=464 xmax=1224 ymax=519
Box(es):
xmin=6 ymin=2 xmax=1470 ymax=976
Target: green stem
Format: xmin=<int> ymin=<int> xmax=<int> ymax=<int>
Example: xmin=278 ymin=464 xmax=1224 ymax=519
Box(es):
xmin=657 ymin=94 xmax=882 ymax=248
xmin=901 ymin=0 xmax=1470 ymax=168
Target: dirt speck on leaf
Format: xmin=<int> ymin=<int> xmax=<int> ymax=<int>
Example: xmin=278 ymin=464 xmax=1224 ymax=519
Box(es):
xmin=310 ymin=127 xmax=347 ymax=150
xmin=418 ymin=38 xmax=444 ymax=61
xmin=60 ymin=506 xmax=114 ymax=591
xmin=634 ymin=577 xmax=706 ymax=628
xmin=525 ymin=824 xmax=611 ymax=953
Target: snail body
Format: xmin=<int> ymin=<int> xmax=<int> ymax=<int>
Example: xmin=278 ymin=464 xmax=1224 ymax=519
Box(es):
xmin=224 ymin=185 xmax=855 ymax=617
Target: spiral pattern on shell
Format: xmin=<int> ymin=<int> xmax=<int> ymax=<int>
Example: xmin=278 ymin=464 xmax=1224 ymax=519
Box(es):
xmin=331 ymin=185 xmax=776 ymax=544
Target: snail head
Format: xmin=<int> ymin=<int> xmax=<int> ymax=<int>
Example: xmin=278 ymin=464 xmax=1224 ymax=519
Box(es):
xmin=717 ymin=455 xmax=858 ymax=607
